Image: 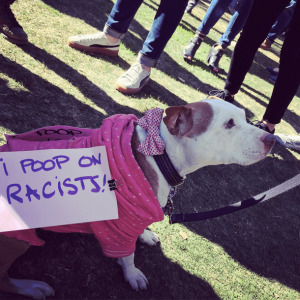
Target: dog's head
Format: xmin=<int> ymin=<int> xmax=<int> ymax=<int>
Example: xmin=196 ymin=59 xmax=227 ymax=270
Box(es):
xmin=163 ymin=98 xmax=276 ymax=168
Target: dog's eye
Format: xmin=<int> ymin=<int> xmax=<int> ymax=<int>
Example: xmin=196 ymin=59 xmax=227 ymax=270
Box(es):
xmin=225 ymin=119 xmax=235 ymax=129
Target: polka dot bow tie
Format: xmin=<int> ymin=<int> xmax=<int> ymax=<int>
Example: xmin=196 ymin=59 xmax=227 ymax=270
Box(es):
xmin=137 ymin=108 xmax=165 ymax=156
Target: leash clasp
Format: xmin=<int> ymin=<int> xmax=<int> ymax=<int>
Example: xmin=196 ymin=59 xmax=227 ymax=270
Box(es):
xmin=165 ymin=187 xmax=177 ymax=224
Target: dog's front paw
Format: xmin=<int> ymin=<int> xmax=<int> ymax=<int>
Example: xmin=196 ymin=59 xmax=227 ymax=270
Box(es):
xmin=139 ymin=229 xmax=159 ymax=246
xmin=123 ymin=265 xmax=148 ymax=291
xmin=117 ymin=254 xmax=148 ymax=291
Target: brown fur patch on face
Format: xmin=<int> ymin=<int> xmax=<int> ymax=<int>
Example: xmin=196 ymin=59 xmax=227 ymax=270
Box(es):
xmin=163 ymin=102 xmax=213 ymax=138
xmin=131 ymin=129 xmax=159 ymax=196
xmin=184 ymin=101 xmax=213 ymax=138
xmin=164 ymin=106 xmax=193 ymax=137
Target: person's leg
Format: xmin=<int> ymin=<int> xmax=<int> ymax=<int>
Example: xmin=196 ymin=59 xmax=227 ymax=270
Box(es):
xmin=209 ymin=0 xmax=290 ymax=112
xmin=266 ymin=0 xmax=296 ymax=44
xmin=0 ymin=0 xmax=28 ymax=44
xmin=206 ymin=0 xmax=253 ymax=73
xmin=68 ymin=0 xmax=143 ymax=56
xmin=198 ymin=0 xmax=233 ymax=35
xmin=0 ymin=235 xmax=54 ymax=298
xmin=0 ymin=235 xmax=30 ymax=294
xmin=262 ymin=0 xmax=300 ymax=126
xmin=224 ymin=0 xmax=290 ymax=96
xmin=218 ymin=0 xmax=254 ymax=49
xmin=182 ymin=0 xmax=232 ymax=60
xmin=138 ymin=0 xmax=188 ymax=68
xmin=229 ymin=0 xmax=239 ymax=10
xmin=104 ymin=0 xmax=144 ymax=39
xmin=116 ymin=0 xmax=188 ymax=94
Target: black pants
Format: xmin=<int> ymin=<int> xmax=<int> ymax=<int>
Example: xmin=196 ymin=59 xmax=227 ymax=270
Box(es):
xmin=0 ymin=0 xmax=16 ymax=5
xmin=225 ymin=0 xmax=300 ymax=124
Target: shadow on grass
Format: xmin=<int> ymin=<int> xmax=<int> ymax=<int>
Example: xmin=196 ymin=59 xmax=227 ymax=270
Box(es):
xmin=183 ymin=36 xmax=300 ymax=132
xmin=0 ymin=53 xmax=141 ymax=134
xmin=1 ymin=229 xmax=221 ymax=300
xmin=131 ymin=79 xmax=188 ymax=107
xmin=16 ymin=43 xmax=138 ymax=115
xmin=238 ymin=82 xmax=300 ymax=133
xmin=180 ymin=18 xmax=200 ymax=33
xmin=142 ymin=1 xmax=199 ymax=34
xmin=17 ymin=41 xmax=190 ymax=110
xmin=173 ymin=144 xmax=300 ymax=293
xmin=39 ymin=0 xmax=221 ymax=100
xmin=38 ymin=0 xmax=273 ymax=127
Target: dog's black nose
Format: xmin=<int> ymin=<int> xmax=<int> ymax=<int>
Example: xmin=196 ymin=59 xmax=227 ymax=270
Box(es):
xmin=263 ymin=134 xmax=276 ymax=147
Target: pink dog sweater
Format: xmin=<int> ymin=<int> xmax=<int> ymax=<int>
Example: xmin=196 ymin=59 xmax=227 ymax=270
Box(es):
xmin=0 ymin=114 xmax=164 ymax=257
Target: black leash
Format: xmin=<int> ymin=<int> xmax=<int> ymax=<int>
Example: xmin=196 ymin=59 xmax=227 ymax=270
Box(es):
xmin=153 ymin=148 xmax=300 ymax=225
xmin=169 ymin=173 xmax=300 ymax=224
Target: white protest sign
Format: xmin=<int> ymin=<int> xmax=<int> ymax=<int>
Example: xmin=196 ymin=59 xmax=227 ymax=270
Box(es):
xmin=0 ymin=146 xmax=118 ymax=232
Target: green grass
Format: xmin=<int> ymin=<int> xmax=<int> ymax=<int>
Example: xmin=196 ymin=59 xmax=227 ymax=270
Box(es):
xmin=0 ymin=0 xmax=300 ymax=299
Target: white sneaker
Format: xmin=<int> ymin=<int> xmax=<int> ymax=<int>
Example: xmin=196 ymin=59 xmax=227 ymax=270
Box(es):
xmin=68 ymin=32 xmax=120 ymax=56
xmin=276 ymin=133 xmax=300 ymax=151
xmin=116 ymin=62 xmax=150 ymax=94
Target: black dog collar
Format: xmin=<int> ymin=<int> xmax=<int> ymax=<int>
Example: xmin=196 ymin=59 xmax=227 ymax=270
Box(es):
xmin=154 ymin=150 xmax=185 ymax=187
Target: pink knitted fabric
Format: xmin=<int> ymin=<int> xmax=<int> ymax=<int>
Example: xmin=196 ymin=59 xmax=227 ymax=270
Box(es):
xmin=137 ymin=108 xmax=165 ymax=156
xmin=0 ymin=114 xmax=164 ymax=257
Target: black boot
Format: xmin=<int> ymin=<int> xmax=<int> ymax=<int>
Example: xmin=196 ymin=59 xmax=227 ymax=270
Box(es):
xmin=207 ymin=89 xmax=234 ymax=103
xmin=182 ymin=30 xmax=205 ymax=60
xmin=206 ymin=43 xmax=224 ymax=73
xmin=0 ymin=0 xmax=28 ymax=44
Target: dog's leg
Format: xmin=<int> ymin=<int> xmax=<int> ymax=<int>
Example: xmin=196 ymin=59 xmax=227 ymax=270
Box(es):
xmin=138 ymin=229 xmax=159 ymax=246
xmin=0 ymin=235 xmax=55 ymax=299
xmin=117 ymin=253 xmax=148 ymax=291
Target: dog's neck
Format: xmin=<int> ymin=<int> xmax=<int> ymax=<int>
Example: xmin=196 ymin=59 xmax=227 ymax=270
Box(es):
xmin=159 ymin=121 xmax=210 ymax=174
xmin=133 ymin=120 xmax=205 ymax=208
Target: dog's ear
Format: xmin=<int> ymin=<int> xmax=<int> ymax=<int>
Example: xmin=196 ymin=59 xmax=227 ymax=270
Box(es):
xmin=163 ymin=106 xmax=193 ymax=137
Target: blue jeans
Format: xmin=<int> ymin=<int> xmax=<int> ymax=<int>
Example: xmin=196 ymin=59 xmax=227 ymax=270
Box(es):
xmin=198 ymin=0 xmax=253 ymax=49
xmin=229 ymin=0 xmax=239 ymax=10
xmin=266 ymin=0 xmax=296 ymax=43
xmin=104 ymin=0 xmax=187 ymax=67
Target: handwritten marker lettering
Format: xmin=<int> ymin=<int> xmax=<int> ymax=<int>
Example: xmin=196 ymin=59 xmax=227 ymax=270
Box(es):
xmin=78 ymin=156 xmax=93 ymax=168
xmin=52 ymin=156 xmax=70 ymax=169
xmin=102 ymin=174 xmax=106 ymax=192
xmin=42 ymin=181 xmax=55 ymax=199
xmin=5 ymin=173 xmax=107 ymax=205
xmin=63 ymin=178 xmax=78 ymax=195
xmin=78 ymin=153 xmax=101 ymax=168
xmin=43 ymin=160 xmax=56 ymax=171
xmin=25 ymin=185 xmax=41 ymax=202
xmin=0 ymin=158 xmax=9 ymax=176
xmin=57 ymin=179 xmax=64 ymax=196
xmin=35 ymin=129 xmax=83 ymax=136
xmin=6 ymin=184 xmax=23 ymax=204
xmin=0 ymin=146 xmax=118 ymax=232
xmin=20 ymin=156 xmax=70 ymax=174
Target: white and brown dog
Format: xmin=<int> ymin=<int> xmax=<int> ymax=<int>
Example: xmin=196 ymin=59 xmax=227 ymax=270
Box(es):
xmin=0 ymin=98 xmax=276 ymax=299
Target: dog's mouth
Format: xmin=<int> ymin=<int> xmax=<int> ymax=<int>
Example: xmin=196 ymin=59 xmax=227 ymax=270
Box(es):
xmin=237 ymin=143 xmax=275 ymax=166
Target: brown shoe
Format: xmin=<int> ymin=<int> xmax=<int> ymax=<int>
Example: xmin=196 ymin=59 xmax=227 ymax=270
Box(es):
xmin=0 ymin=4 xmax=28 ymax=44
xmin=260 ymin=39 xmax=271 ymax=50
